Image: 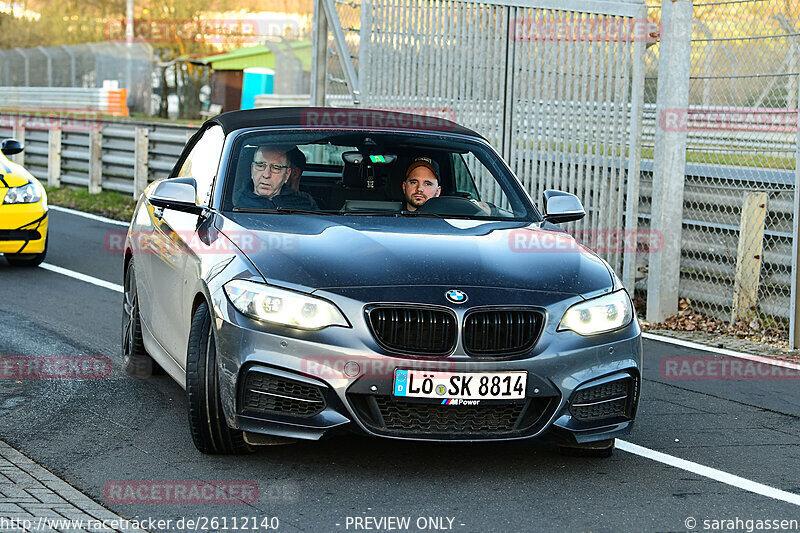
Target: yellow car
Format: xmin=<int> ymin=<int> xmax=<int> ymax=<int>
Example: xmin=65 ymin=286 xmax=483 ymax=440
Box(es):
xmin=0 ymin=139 xmax=48 ymax=266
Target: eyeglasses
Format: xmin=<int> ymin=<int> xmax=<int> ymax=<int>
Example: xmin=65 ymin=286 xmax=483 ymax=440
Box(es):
xmin=252 ymin=161 xmax=290 ymax=173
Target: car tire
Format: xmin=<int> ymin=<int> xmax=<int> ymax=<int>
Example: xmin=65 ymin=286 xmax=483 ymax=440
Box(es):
xmin=122 ymin=260 xmax=164 ymax=377
xmin=558 ymin=438 xmax=615 ymax=458
xmin=5 ymin=240 xmax=47 ymax=267
xmin=186 ymin=301 xmax=254 ymax=455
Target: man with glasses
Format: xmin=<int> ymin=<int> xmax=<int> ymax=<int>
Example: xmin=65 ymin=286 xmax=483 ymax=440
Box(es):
xmin=237 ymin=146 xmax=318 ymax=210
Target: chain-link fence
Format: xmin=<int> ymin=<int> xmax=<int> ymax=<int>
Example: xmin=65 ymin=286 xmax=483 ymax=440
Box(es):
xmin=637 ymin=0 xmax=798 ymax=334
xmin=0 ymin=43 xmax=153 ymax=115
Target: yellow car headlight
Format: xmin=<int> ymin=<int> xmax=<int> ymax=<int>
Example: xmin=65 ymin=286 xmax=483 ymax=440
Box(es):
xmin=3 ymin=182 xmax=42 ymax=204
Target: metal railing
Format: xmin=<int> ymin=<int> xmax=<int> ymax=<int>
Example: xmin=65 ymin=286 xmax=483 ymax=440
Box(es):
xmin=0 ymin=114 xmax=193 ymax=196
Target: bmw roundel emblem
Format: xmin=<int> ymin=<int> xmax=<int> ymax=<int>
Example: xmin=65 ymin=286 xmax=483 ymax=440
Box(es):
xmin=445 ymin=289 xmax=468 ymax=304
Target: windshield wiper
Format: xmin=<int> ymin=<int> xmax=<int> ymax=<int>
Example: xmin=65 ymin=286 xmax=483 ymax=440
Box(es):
xmin=397 ymin=212 xmax=478 ymax=220
xmin=276 ymin=207 xmax=338 ymax=215
xmin=232 ymin=207 xmax=337 ymax=215
xmin=340 ymin=210 xmax=401 ymax=216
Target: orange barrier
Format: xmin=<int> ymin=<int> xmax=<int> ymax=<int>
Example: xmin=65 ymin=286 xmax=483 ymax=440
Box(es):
xmin=106 ymin=89 xmax=129 ymax=117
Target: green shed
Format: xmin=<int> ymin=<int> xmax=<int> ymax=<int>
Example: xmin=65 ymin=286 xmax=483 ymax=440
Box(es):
xmin=199 ymin=41 xmax=312 ymax=112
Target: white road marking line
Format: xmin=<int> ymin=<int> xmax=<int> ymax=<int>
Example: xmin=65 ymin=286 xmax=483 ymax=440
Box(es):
xmin=39 ymin=263 xmax=123 ymax=293
xmin=50 ymin=205 xmax=130 ymax=227
xmin=617 ymin=440 xmax=800 ymax=506
xmin=643 ymin=332 xmax=800 ymax=371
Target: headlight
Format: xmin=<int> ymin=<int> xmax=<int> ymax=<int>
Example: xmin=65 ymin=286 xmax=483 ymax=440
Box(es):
xmin=224 ymin=280 xmax=349 ymax=330
xmin=3 ymin=182 xmax=42 ymax=204
xmin=558 ymin=290 xmax=633 ymax=336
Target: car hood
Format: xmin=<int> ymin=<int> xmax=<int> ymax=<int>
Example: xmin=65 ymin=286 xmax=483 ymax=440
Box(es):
xmin=0 ymin=157 xmax=36 ymax=188
xmin=217 ymin=213 xmax=613 ymax=297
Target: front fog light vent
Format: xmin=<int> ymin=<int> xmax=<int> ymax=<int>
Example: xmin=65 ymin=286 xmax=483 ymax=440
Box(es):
xmin=569 ymin=378 xmax=633 ymax=421
xmin=242 ymin=372 xmax=326 ymax=418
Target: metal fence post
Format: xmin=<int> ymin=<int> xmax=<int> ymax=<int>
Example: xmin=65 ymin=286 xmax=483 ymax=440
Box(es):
xmin=310 ymin=0 xmax=328 ymax=107
xmin=622 ymin=5 xmax=648 ymax=292
xmin=48 ymin=124 xmax=61 ymax=187
xmin=89 ymin=128 xmax=103 ymax=194
xmin=646 ymin=0 xmax=693 ymax=323
xmin=791 ymin=77 xmax=800 ymax=348
xmin=134 ymin=127 xmax=149 ymax=198
xmin=12 ymin=116 xmax=25 ymax=166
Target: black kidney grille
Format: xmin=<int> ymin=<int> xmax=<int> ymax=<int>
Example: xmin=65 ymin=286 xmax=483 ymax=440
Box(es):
xmin=463 ymin=309 xmax=543 ymax=356
xmin=242 ymin=372 xmax=325 ymax=418
xmin=374 ymin=397 xmax=524 ymax=434
xmin=368 ymin=307 xmax=456 ymax=355
xmin=570 ymin=378 xmax=632 ymax=421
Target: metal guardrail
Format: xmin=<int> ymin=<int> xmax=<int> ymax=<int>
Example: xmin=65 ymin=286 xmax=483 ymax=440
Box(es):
xmin=255 ymin=95 xmax=797 ymax=156
xmin=0 ymin=114 xmax=193 ymax=195
xmin=254 ymin=94 xmax=311 ymax=107
xmin=253 ymin=93 xmax=354 ymax=108
xmin=636 ymin=162 xmax=795 ymax=322
xmin=0 ymin=87 xmax=130 ymax=117
xmin=519 ymin=149 xmax=794 ymax=321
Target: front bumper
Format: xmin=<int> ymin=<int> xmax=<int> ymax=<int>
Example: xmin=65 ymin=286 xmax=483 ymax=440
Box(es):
xmin=0 ymin=203 xmax=48 ymax=254
xmin=211 ymin=288 xmax=642 ymax=444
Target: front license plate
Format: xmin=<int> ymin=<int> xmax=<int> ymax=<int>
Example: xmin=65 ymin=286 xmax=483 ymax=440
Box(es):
xmin=393 ymin=369 xmax=527 ymax=401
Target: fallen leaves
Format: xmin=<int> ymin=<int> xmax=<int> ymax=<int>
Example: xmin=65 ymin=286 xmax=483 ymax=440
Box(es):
xmin=635 ymin=297 xmax=791 ymax=349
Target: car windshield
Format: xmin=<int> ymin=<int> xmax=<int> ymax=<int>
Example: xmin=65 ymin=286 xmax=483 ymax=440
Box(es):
xmin=221 ymin=130 xmax=537 ymax=221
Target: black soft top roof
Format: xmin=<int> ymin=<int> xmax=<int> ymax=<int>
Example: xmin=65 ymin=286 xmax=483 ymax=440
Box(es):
xmin=207 ymin=107 xmax=483 ymax=139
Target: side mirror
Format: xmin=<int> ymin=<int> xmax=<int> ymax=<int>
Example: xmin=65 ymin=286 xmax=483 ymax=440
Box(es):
xmin=148 ymin=177 xmax=204 ymax=214
xmin=542 ymin=189 xmax=585 ymax=224
xmin=1 ymin=139 xmax=24 ymax=156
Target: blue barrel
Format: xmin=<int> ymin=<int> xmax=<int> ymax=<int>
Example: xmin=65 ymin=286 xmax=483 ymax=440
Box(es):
xmin=240 ymin=67 xmax=275 ymax=110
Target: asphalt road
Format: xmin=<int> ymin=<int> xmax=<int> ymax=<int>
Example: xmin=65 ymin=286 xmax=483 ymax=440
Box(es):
xmin=1 ymin=208 xmax=800 ymax=533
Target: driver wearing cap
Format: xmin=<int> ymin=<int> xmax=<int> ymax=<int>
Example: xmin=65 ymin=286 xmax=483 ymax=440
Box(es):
xmin=402 ymin=156 xmax=441 ymax=211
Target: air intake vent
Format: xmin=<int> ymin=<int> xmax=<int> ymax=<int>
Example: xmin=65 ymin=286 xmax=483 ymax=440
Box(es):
xmin=375 ymin=397 xmax=525 ymax=434
xmin=242 ymin=372 xmax=326 ymax=418
xmin=347 ymin=393 xmax=557 ymax=439
xmin=367 ymin=307 xmax=457 ymax=355
xmin=569 ymin=378 xmax=633 ymax=421
xmin=0 ymin=229 xmax=41 ymax=241
xmin=463 ymin=309 xmax=544 ymax=357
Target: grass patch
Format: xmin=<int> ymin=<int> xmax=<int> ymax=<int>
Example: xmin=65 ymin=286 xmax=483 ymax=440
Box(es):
xmin=641 ymin=147 xmax=795 ymax=170
xmin=517 ymin=141 xmax=796 ymax=170
xmin=45 ymin=186 xmax=136 ymax=222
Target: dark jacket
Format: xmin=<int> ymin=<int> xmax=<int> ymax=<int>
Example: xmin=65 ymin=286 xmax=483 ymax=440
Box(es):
xmin=236 ymin=186 xmax=318 ymax=211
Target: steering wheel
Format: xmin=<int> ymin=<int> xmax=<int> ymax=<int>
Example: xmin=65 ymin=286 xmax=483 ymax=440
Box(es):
xmin=415 ymin=196 xmax=487 ymax=216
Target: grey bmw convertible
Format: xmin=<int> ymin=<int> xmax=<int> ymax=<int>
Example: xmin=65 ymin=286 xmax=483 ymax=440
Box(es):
xmin=122 ymin=107 xmax=641 ymax=457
